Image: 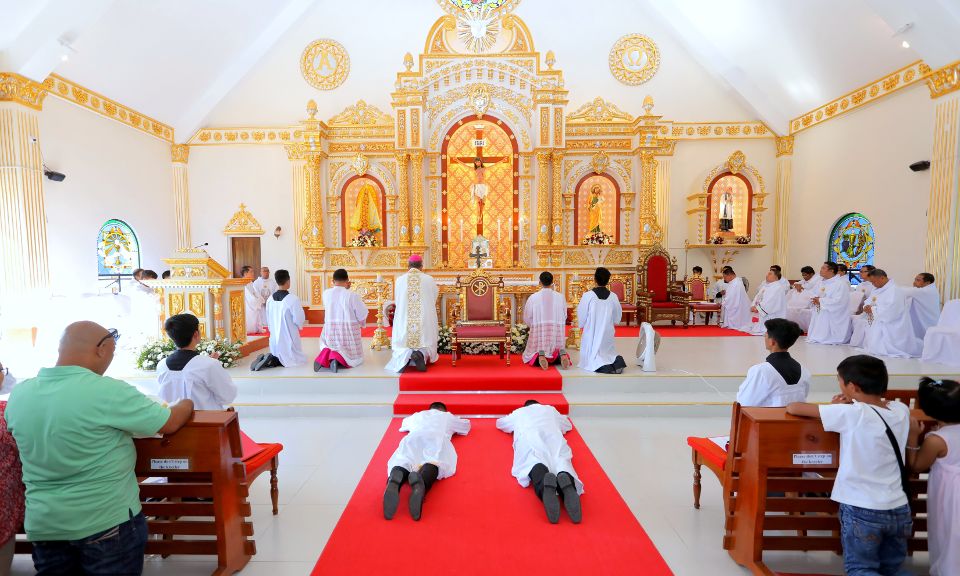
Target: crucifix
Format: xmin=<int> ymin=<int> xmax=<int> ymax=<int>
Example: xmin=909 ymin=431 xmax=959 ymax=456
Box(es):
xmin=453 ymin=124 xmax=509 ymax=237
xmin=470 ymin=246 xmax=488 ymax=269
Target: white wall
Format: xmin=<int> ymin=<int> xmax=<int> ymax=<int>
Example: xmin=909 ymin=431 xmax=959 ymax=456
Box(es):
xmin=791 ymin=84 xmax=934 ymax=284
xmin=187 ymin=146 xmax=296 ymax=278
xmin=38 ymin=96 xmax=176 ymax=296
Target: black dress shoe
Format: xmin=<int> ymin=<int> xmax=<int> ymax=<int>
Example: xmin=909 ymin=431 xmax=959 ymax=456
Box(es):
xmin=313 ymin=359 xmax=323 ymax=372
xmin=330 ymin=359 xmax=339 ymax=373
xmin=251 ymin=354 xmax=266 ymax=372
xmin=557 ymin=472 xmax=582 ymax=524
xmin=410 ymin=351 xmax=427 ymax=372
xmin=542 ymin=472 xmax=560 ymax=524
xmin=383 ymin=467 xmax=405 ymax=520
xmin=408 ymin=471 xmax=425 ymax=521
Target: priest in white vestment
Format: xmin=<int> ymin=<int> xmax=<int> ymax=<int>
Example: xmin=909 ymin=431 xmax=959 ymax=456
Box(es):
xmin=251 ymin=267 xmax=276 ymax=332
xmin=252 ymin=269 xmax=306 ymax=370
xmin=860 ymin=269 xmax=923 ymax=358
xmin=806 ymin=262 xmax=852 ymax=345
xmin=522 ymin=271 xmax=571 ymax=369
xmin=497 ymin=400 xmax=583 ymax=524
xmin=719 ymin=268 xmax=752 ymax=331
xmin=315 ymin=269 xmax=368 ymax=373
xmin=157 ymin=313 xmax=237 ymax=410
xmin=383 ymin=402 xmax=470 ymax=521
xmin=386 ymin=256 xmax=440 ymax=372
xmin=576 ymin=267 xmax=625 ymax=373
xmin=746 ymin=269 xmax=789 ymax=335
xmin=847 ymin=266 xmax=877 ymax=347
xmin=922 ymin=300 xmax=960 ymax=366
xmin=786 ymin=266 xmax=821 ymax=332
xmin=736 ymin=318 xmax=810 ymax=407
xmin=907 ymin=272 xmax=940 ymax=340
xmin=242 ymin=266 xmax=266 ymax=335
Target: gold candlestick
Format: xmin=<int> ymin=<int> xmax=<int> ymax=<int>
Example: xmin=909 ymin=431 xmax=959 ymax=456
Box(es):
xmin=566 ymin=277 xmax=582 ymax=350
xmin=370 ymin=279 xmax=391 ymax=351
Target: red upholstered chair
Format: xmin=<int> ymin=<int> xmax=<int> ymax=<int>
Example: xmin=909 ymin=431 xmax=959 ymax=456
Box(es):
xmin=637 ymin=244 xmax=689 ymax=327
xmin=687 ymin=402 xmax=741 ymax=509
xmin=608 ymin=276 xmax=639 ymax=326
xmin=685 ymin=275 xmax=721 ymax=325
xmin=236 ymin=419 xmax=283 ymax=515
xmin=451 ymin=269 xmax=511 ymax=366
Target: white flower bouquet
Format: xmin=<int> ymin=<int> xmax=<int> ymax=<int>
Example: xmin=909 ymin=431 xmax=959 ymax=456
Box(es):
xmin=135 ymin=338 xmax=242 ymax=370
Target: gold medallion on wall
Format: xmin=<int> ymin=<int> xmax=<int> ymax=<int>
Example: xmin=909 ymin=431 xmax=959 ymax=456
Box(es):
xmin=301 ymin=39 xmax=350 ymax=90
xmin=609 ymin=34 xmax=660 ymax=86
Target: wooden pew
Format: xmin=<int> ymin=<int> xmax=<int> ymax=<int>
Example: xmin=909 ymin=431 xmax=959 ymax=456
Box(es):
xmin=16 ymin=411 xmax=256 ymax=576
xmin=722 ymin=405 xmax=930 ymax=575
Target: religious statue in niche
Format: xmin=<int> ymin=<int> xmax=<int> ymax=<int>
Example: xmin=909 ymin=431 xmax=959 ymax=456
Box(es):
xmin=587 ymin=184 xmax=605 ymax=235
xmin=577 ymin=175 xmax=616 ymax=246
xmin=349 ymin=182 xmax=382 ymax=247
xmin=718 ymin=183 xmax=735 ymax=231
xmin=452 ymin=130 xmax=510 ymax=236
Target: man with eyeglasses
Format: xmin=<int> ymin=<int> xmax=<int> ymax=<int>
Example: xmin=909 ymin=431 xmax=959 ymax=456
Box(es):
xmin=5 ymin=321 xmax=194 ymax=575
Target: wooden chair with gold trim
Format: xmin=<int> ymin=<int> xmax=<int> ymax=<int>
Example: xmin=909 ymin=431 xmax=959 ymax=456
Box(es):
xmin=608 ymin=274 xmax=639 ymax=326
xmin=684 ymin=274 xmax=721 ymax=325
xmin=637 ymin=244 xmax=689 ymax=327
xmin=450 ymin=268 xmax=512 ymax=366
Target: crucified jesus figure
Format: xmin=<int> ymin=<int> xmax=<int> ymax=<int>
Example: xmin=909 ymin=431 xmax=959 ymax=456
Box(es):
xmin=452 ymin=127 xmax=510 ymax=237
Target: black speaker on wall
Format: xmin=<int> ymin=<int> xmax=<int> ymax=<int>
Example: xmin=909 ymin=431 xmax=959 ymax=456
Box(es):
xmin=909 ymin=160 xmax=931 ymax=172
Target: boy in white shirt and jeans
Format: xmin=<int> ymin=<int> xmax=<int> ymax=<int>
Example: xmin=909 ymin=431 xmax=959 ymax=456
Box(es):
xmin=787 ymin=355 xmax=912 ymax=576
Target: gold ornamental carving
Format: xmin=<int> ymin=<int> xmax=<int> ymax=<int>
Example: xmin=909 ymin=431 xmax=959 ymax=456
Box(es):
xmin=44 ymin=75 xmax=172 ymax=141
xmin=468 ymin=84 xmax=492 ymax=118
xmin=210 ymin=287 xmax=225 ymax=340
xmin=0 ymin=72 xmax=47 ymax=110
xmin=169 ymin=293 xmax=185 ymax=316
xmin=927 ymin=60 xmax=960 ymax=99
xmin=223 ymin=203 xmax=265 ymax=236
xmin=726 ymin=150 xmax=747 ymax=174
xmin=411 ymin=150 xmax=426 ymax=244
xmin=535 ymin=151 xmax=551 ymax=245
xmin=551 ymin=151 xmax=564 ymax=245
xmin=351 ymin=153 xmax=369 ymax=176
xmin=171 ymin=144 xmax=190 ymax=163
xmin=229 ymin=289 xmax=245 ymax=342
xmin=188 ymin=292 xmax=206 ymax=317
xmin=609 ymin=34 xmax=660 ymax=86
xmin=328 ymin=100 xmax=393 ymax=126
xmin=567 ymin=97 xmax=632 ymax=124
xmin=591 ymin=150 xmax=610 ymax=174
xmin=301 ymin=39 xmax=350 ymax=91
xmin=775 ymin=136 xmax=794 ymax=157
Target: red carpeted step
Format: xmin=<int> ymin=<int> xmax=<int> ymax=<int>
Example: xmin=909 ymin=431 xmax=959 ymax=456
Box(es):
xmin=393 ymin=393 xmax=568 ymax=416
xmin=399 ymin=354 xmax=562 ymax=392
xmin=312 ymin=419 xmax=673 ymax=575
xmin=653 ymin=325 xmax=751 ymax=337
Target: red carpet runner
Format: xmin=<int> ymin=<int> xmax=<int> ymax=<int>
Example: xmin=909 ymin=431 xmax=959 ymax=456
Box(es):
xmin=653 ymin=325 xmax=750 ymax=338
xmin=398 ymin=354 xmax=563 ymax=392
xmin=312 ymin=419 xmax=673 ymax=575
xmin=394 ymin=393 xmax=569 ymax=416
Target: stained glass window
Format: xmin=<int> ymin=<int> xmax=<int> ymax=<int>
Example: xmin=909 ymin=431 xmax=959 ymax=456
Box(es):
xmin=828 ymin=213 xmax=875 ymax=277
xmin=97 ymin=219 xmax=140 ymax=276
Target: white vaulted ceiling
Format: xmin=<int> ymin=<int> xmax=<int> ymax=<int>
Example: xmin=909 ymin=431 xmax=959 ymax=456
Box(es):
xmin=1 ymin=0 xmax=958 ymax=140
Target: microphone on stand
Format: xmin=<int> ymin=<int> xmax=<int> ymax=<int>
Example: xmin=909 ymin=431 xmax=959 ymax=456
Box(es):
xmin=192 ymin=242 xmax=209 ymax=249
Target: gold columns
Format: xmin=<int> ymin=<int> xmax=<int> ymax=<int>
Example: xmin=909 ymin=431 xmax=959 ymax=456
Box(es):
xmin=304 ymin=154 xmax=325 ymax=264
xmin=171 ymin=144 xmax=191 ymax=249
xmin=637 ymin=152 xmax=661 ymax=245
xmin=286 ymin=144 xmax=310 ymax=296
xmin=551 ymin=151 xmax=564 ymax=245
xmin=924 ymin=92 xmax=960 ymax=299
xmin=536 ymin=151 xmax=551 ymax=245
xmin=396 ymin=152 xmax=410 ymax=245
xmin=773 ymin=135 xmax=794 ymax=270
xmin=0 ymin=92 xmax=50 ymax=298
xmin=410 ymin=150 xmax=425 ymax=245
xmin=654 ymin=157 xmax=671 ymax=245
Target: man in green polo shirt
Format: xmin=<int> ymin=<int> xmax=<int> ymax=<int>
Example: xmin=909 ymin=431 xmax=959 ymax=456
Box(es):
xmin=6 ymin=321 xmax=194 ymax=575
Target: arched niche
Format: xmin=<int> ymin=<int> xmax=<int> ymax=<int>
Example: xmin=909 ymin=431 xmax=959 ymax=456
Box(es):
xmin=341 ymin=175 xmax=387 ymax=247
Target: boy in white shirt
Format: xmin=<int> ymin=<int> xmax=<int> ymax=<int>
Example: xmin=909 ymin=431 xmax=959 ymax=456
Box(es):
xmin=157 ymin=313 xmax=238 ymax=410
xmin=787 ymin=355 xmax=912 ymax=576
xmin=736 ymin=318 xmax=810 ymax=407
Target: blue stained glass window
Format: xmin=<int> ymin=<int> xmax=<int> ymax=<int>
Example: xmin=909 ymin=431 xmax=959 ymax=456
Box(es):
xmin=828 ymin=213 xmax=875 ymax=280
xmin=97 ymin=219 xmax=140 ymax=276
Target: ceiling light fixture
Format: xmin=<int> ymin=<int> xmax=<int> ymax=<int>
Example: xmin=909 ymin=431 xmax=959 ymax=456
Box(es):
xmin=902 ymin=40 xmax=910 ymax=49
xmin=57 ymin=38 xmax=77 ymax=63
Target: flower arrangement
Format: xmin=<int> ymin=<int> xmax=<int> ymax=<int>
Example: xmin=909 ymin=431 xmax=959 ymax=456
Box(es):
xmin=136 ymin=338 xmax=243 ymax=370
xmin=581 ymin=231 xmax=613 ymax=246
xmin=349 ymin=228 xmax=381 ymax=247
xmin=735 ymin=235 xmax=752 ymax=245
xmin=437 ymin=323 xmax=530 ymax=355
xmin=711 ymin=235 xmax=725 ymax=245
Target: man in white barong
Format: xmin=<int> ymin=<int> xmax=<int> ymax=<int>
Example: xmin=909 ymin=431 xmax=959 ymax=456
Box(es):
xmin=576 ymin=267 xmax=626 ymax=374
xmin=860 ymin=269 xmax=923 ymax=358
xmin=496 ymin=400 xmax=583 ymax=524
xmin=252 ymin=267 xmax=276 ymax=332
xmin=848 ymin=265 xmax=877 ymax=347
xmin=736 ymin=318 xmax=810 ymax=407
xmin=314 ymin=268 xmax=367 ymax=373
xmin=719 ymin=267 xmax=752 ymax=331
xmin=251 ymin=269 xmax=306 ymax=370
xmin=386 ymin=255 xmax=440 ymax=373
xmin=786 ymin=266 xmax=821 ymax=332
xmin=747 ymin=268 xmax=789 ymax=335
xmin=522 ymin=271 xmax=571 ymax=370
xmin=806 ymin=261 xmax=852 ymax=345
xmin=907 ymin=272 xmax=940 ymax=340
xmin=242 ymin=266 xmax=266 ymax=335
xmin=157 ymin=314 xmax=237 ymax=410
xmin=383 ymin=401 xmax=470 ymax=521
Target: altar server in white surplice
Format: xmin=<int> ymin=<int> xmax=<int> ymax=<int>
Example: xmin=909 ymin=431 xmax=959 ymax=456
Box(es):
xmin=386 ymin=255 xmax=440 ymax=373
xmin=860 ymin=269 xmax=923 ymax=358
xmin=497 ymin=400 xmax=583 ymax=524
xmin=806 ymin=262 xmax=852 ymax=345
xmin=314 ymin=268 xmax=368 ymax=373
xmin=577 ymin=267 xmax=625 ymax=374
xmin=522 ymin=271 xmax=571 ymax=370
xmin=252 ymin=267 xmax=276 ymax=331
xmin=747 ymin=269 xmax=789 ymax=335
xmin=922 ymin=300 xmax=960 ymax=366
xmin=383 ymin=402 xmax=470 ymax=521
xmin=242 ymin=266 xmax=266 ymax=335
xmin=848 ymin=265 xmax=877 ymax=347
xmin=786 ymin=266 xmax=821 ymax=332
xmin=908 ymin=272 xmax=940 ymax=340
xmin=252 ymin=269 xmax=306 ymax=370
xmin=157 ymin=314 xmax=237 ymax=410
xmin=737 ymin=318 xmax=810 ymax=407
xmin=719 ymin=268 xmax=752 ymax=331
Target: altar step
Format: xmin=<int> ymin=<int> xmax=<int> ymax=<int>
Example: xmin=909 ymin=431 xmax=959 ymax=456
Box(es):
xmin=393 ymin=393 xmax=568 ymax=417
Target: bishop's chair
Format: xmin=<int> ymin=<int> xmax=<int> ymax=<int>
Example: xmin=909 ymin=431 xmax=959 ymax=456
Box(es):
xmin=450 ymin=268 xmax=512 ymax=366
xmin=637 ymin=244 xmax=689 ymax=327
xmin=684 ymin=273 xmax=721 ymax=325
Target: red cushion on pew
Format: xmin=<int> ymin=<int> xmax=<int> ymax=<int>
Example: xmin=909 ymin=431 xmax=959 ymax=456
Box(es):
xmin=244 ymin=443 xmax=284 ymax=475
xmin=686 ymin=436 xmax=727 ymax=471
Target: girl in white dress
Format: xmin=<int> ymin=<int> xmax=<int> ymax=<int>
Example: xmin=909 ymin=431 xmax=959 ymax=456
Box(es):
xmin=908 ymin=377 xmax=960 ymax=576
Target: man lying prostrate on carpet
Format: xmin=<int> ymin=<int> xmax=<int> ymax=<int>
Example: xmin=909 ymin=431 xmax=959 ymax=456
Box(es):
xmin=522 ymin=271 xmax=572 ymax=370
xmin=719 ymin=267 xmax=752 ymax=331
xmin=158 ymin=313 xmax=237 ymax=410
xmin=576 ymin=267 xmax=626 ymax=374
xmin=315 ymin=268 xmax=368 ymax=373
xmin=386 ymin=255 xmax=440 ymax=373
xmin=252 ymin=269 xmax=306 ymax=371
xmin=736 ymin=318 xmax=810 ymax=407
xmin=384 ymin=401 xmax=470 ymax=521
xmin=496 ymin=400 xmax=583 ymax=524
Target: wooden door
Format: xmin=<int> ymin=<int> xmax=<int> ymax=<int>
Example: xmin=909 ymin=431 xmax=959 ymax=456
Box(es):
xmin=231 ymin=237 xmax=261 ymax=278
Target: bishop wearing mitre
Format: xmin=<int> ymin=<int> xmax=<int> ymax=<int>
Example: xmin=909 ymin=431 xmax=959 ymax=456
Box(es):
xmin=386 ymin=255 xmax=440 ymax=373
